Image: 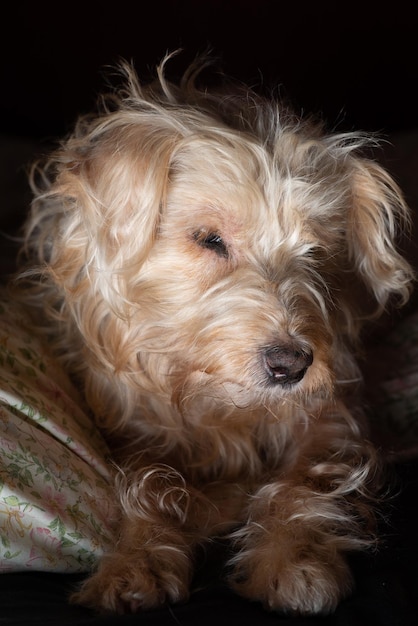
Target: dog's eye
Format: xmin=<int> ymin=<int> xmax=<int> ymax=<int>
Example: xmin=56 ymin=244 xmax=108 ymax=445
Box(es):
xmin=193 ymin=230 xmax=229 ymax=258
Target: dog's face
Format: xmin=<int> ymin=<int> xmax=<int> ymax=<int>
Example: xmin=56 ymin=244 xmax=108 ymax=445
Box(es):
xmin=27 ymin=62 xmax=412 ymax=423
xmin=133 ymin=135 xmax=339 ymax=406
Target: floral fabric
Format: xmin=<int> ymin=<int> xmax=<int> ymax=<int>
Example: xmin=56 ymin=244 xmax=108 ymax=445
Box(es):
xmin=0 ymin=297 xmax=117 ymax=572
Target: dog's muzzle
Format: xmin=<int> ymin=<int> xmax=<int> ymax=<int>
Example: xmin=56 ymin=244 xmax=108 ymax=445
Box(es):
xmin=263 ymin=345 xmax=313 ymax=386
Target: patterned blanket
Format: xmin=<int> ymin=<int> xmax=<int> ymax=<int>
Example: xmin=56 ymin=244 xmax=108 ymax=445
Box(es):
xmin=0 ymin=297 xmax=117 ymax=572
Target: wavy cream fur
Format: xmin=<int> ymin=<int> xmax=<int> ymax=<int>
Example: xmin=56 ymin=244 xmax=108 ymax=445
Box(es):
xmin=14 ymin=53 xmax=414 ymax=615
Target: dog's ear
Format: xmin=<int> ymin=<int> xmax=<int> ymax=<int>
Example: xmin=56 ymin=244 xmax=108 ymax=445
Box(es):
xmin=59 ymin=122 xmax=174 ymax=266
xmin=347 ymin=158 xmax=414 ymax=315
xmin=29 ymin=119 xmax=177 ymax=315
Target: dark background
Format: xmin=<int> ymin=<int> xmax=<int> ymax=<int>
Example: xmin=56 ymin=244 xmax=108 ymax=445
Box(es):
xmin=1 ymin=1 xmax=417 ymax=141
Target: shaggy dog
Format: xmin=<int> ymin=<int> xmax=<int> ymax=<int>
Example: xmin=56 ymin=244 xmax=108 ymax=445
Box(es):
xmin=14 ymin=53 xmax=414 ymax=615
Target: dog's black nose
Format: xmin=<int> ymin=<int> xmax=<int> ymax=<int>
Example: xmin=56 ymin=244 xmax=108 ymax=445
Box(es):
xmin=263 ymin=345 xmax=313 ymax=385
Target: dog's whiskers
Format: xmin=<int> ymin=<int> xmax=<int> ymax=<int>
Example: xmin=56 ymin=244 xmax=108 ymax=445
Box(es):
xmin=336 ymin=377 xmax=363 ymax=385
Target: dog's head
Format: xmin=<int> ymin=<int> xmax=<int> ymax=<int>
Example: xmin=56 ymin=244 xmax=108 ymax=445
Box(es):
xmin=22 ymin=54 xmax=414 ymax=426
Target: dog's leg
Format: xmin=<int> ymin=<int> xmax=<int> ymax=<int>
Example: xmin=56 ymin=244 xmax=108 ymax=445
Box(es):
xmin=72 ymin=464 xmax=202 ymax=613
xmin=72 ymin=518 xmax=193 ymax=613
xmin=72 ymin=464 xmax=242 ymax=614
xmin=227 ymin=405 xmax=379 ymax=616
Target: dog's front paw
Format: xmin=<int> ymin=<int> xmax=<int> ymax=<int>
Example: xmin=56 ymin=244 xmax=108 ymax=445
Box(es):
xmin=72 ymin=549 xmax=191 ymax=614
xmin=228 ymin=546 xmax=352 ymax=616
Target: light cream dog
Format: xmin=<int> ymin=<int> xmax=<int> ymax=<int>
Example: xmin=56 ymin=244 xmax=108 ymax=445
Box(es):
xmin=15 ymin=53 xmax=414 ymax=615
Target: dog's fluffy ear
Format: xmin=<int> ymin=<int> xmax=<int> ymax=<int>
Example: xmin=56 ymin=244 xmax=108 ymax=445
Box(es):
xmin=28 ymin=118 xmax=177 ymax=316
xmin=347 ymin=158 xmax=414 ymax=315
xmin=62 ymin=123 xmax=173 ymax=265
